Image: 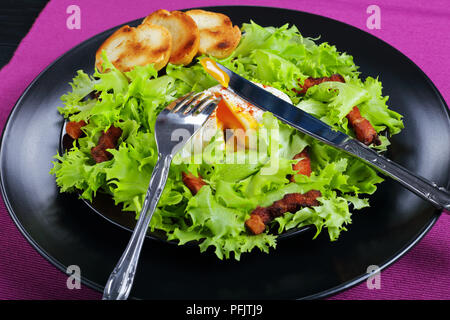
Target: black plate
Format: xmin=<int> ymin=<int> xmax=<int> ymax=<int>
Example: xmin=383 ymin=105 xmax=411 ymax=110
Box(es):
xmin=1 ymin=6 xmax=449 ymax=299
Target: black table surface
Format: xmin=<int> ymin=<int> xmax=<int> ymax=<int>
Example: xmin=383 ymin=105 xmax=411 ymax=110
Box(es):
xmin=0 ymin=0 xmax=49 ymax=68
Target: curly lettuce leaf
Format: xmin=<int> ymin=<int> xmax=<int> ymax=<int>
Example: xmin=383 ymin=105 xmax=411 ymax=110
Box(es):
xmin=58 ymin=70 xmax=97 ymax=117
xmin=179 ymin=186 xmax=276 ymax=260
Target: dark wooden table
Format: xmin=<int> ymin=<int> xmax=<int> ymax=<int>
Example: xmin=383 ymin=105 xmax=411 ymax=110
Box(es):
xmin=0 ymin=0 xmax=49 ymax=68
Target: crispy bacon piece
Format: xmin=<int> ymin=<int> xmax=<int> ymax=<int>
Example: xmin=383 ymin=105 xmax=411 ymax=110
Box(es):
xmin=294 ymin=74 xmax=380 ymax=145
xmin=182 ymin=172 xmax=207 ymax=195
xmin=293 ymin=74 xmax=345 ymax=95
xmin=270 ymin=191 xmax=321 ymax=217
xmin=65 ymin=120 xmax=87 ymax=139
xmin=244 ymin=215 xmax=266 ymax=235
xmin=290 ymin=148 xmax=312 ymax=182
xmin=346 ymin=106 xmax=381 ymax=146
xmin=90 ymin=125 xmax=122 ymax=163
xmin=250 ymin=206 xmax=272 ymax=224
xmin=245 ymin=190 xmax=322 ymax=235
xmin=246 ymin=206 xmax=273 ymax=235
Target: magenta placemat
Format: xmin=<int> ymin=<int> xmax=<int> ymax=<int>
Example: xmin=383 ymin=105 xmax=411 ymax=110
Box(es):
xmin=0 ymin=0 xmax=448 ymax=300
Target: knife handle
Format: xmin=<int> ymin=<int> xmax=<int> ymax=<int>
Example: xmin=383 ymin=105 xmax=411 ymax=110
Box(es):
xmin=341 ymin=139 xmax=450 ymax=211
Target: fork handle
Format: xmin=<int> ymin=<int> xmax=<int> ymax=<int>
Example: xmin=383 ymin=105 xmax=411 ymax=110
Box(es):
xmin=342 ymin=139 xmax=450 ymax=211
xmin=102 ymin=154 xmax=172 ymax=300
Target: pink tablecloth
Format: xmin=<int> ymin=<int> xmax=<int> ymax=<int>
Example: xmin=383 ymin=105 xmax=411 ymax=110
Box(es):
xmin=0 ymin=0 xmax=449 ymax=300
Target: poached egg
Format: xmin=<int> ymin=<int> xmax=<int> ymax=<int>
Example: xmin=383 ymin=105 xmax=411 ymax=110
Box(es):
xmin=177 ymin=84 xmax=292 ymax=162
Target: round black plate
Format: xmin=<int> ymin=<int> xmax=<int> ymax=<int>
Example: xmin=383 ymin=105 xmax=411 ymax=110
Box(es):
xmin=1 ymin=6 xmax=449 ymax=299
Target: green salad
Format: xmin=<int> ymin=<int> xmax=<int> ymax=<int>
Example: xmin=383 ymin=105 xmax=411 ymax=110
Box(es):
xmin=51 ymin=22 xmax=404 ymax=260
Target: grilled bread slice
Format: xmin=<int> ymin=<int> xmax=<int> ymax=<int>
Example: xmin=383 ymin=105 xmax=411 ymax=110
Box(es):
xmin=95 ymin=23 xmax=172 ymax=72
xmin=185 ymin=9 xmax=241 ymax=59
xmin=143 ymin=9 xmax=199 ymax=65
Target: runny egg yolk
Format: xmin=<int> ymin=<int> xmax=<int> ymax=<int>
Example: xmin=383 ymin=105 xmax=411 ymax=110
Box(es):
xmin=215 ymin=95 xmax=258 ymax=132
xmin=200 ymin=58 xmax=258 ymax=133
xmin=214 ymin=94 xmax=259 ymax=150
xmin=200 ymin=58 xmax=229 ymax=88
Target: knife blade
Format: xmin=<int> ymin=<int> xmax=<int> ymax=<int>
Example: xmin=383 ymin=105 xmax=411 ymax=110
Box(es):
xmin=215 ymin=63 xmax=349 ymax=148
xmin=213 ymin=61 xmax=450 ymax=211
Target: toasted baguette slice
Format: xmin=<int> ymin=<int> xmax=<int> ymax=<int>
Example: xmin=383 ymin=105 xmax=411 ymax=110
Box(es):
xmin=95 ymin=23 xmax=172 ymax=72
xmin=185 ymin=9 xmax=241 ymax=59
xmin=143 ymin=9 xmax=199 ymax=65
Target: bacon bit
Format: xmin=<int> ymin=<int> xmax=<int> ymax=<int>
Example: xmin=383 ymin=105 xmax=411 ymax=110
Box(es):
xmin=91 ymin=125 xmax=122 ymax=163
xmin=245 ymin=215 xmax=266 ymax=235
xmin=290 ymin=148 xmax=312 ymax=182
xmin=245 ymin=190 xmax=322 ymax=235
xmin=346 ymin=106 xmax=381 ymax=146
xmin=270 ymin=191 xmax=322 ymax=217
xmin=182 ymin=172 xmax=207 ymax=195
xmin=251 ymin=206 xmax=272 ymax=224
xmin=65 ymin=120 xmax=87 ymax=139
xmin=293 ymin=74 xmax=345 ymax=95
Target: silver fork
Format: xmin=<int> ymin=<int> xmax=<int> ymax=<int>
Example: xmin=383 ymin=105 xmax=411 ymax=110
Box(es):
xmin=102 ymin=92 xmax=221 ymax=300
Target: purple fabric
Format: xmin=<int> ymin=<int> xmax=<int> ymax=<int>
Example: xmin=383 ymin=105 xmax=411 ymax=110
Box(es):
xmin=0 ymin=0 xmax=448 ymax=300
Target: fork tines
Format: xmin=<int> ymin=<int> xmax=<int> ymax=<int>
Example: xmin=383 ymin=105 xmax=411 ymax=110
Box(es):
xmin=171 ymin=92 xmax=220 ymax=116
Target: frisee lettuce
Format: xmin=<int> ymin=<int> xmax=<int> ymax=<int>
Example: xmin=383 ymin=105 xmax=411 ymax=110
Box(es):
xmin=50 ymin=22 xmax=403 ymax=260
